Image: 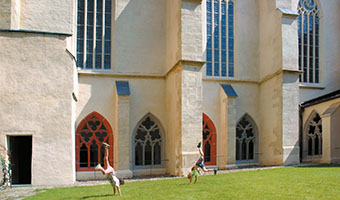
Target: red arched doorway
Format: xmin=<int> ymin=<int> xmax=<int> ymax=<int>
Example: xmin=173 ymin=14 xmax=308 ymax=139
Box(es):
xmin=76 ymin=111 xmax=113 ymax=171
xmin=202 ymin=113 xmax=217 ymax=165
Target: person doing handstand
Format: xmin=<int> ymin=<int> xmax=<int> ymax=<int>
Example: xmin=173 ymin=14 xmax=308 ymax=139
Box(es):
xmin=95 ymin=143 xmax=125 ymax=197
xmin=187 ymin=165 xmax=200 ymax=184
xmin=195 ymin=142 xmax=218 ymax=175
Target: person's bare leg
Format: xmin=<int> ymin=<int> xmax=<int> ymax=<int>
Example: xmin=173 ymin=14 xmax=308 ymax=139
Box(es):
xmin=202 ymin=167 xmax=214 ymax=173
xmin=103 ymin=147 xmax=114 ymax=174
xmin=116 ymin=186 xmax=122 ymax=196
xmin=198 ymin=148 xmax=204 ymax=157
xmin=112 ymin=185 xmax=116 ymax=195
xmin=104 ymin=146 xmax=109 ymax=169
xmin=96 ymin=145 xmax=114 ymax=175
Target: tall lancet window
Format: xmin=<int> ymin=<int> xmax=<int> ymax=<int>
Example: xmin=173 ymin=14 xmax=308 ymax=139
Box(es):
xmin=298 ymin=0 xmax=320 ymax=83
xmin=206 ymin=0 xmax=234 ymax=77
xmin=77 ymin=0 xmax=112 ymax=70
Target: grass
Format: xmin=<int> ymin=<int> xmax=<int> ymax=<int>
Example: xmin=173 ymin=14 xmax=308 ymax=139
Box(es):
xmin=24 ymin=165 xmax=340 ymax=200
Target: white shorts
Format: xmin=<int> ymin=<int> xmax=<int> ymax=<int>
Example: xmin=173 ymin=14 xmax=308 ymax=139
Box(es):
xmin=106 ymin=174 xmax=120 ymax=187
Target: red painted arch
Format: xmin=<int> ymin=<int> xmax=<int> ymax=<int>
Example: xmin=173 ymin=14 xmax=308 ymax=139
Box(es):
xmin=76 ymin=111 xmax=114 ymax=171
xmin=202 ymin=113 xmax=217 ymax=165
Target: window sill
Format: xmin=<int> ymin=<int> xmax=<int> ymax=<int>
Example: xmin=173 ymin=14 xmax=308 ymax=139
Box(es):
xmin=203 ymin=76 xmax=258 ymax=84
xmin=299 ymin=83 xmax=325 ymax=89
xmin=132 ymin=167 xmax=166 ymax=176
xmin=78 ymin=69 xmax=112 ymax=73
xmin=78 ymin=69 xmax=164 ymax=79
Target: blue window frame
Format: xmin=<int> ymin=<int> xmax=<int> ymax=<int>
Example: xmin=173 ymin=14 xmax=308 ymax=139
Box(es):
xmin=77 ymin=0 xmax=111 ymax=70
xmin=297 ymin=0 xmax=319 ymax=83
xmin=206 ymin=0 xmax=234 ymax=77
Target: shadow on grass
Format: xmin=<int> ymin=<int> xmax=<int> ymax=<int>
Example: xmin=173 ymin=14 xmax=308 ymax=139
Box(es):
xmin=81 ymin=194 xmax=113 ymax=199
xmin=297 ymin=164 xmax=340 ymax=168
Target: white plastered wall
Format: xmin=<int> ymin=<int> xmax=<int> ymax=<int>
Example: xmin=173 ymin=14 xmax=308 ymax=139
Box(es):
xmin=76 ymin=76 xmax=167 ymax=178
xmin=114 ymin=0 xmax=166 ymax=75
xmin=0 ymin=32 xmax=75 ymax=185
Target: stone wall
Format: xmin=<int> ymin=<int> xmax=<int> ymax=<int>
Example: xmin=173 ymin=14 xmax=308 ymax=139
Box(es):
xmin=0 ymin=0 xmax=11 ymax=29
xmin=165 ymin=0 xmax=181 ymax=73
xmin=165 ymin=65 xmax=182 ymax=175
xmin=0 ymin=32 xmax=75 ymax=185
xmin=21 ymin=0 xmax=73 ymax=33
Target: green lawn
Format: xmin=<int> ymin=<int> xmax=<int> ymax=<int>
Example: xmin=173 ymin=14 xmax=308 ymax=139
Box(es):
xmin=25 ymin=165 xmax=340 ymax=200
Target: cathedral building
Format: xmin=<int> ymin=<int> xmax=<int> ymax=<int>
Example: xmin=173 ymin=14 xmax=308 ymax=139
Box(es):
xmin=1 ymin=0 xmax=339 ymax=186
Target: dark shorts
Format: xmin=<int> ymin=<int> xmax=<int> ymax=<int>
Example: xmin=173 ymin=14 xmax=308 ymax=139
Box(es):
xmin=196 ymin=162 xmax=205 ymax=169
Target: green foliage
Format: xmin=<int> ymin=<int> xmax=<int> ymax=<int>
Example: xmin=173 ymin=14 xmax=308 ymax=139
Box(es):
xmin=24 ymin=166 xmax=340 ymax=200
xmin=0 ymin=149 xmax=11 ymax=190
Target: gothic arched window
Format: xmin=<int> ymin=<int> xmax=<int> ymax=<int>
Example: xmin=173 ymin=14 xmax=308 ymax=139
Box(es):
xmin=236 ymin=114 xmax=257 ymax=162
xmin=134 ymin=114 xmax=164 ymax=167
xmin=76 ymin=112 xmax=113 ymax=171
xmin=298 ymin=0 xmax=320 ymax=83
xmin=202 ymin=113 xmax=217 ymax=165
xmin=305 ymin=112 xmax=322 ymax=156
xmin=206 ymin=0 xmax=234 ymax=77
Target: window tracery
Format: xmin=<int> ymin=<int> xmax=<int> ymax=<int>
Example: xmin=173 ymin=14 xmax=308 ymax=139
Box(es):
xmin=298 ymin=0 xmax=320 ymax=83
xmin=134 ymin=116 xmax=162 ymax=166
xmin=77 ymin=0 xmax=111 ymax=70
xmin=206 ymin=0 xmax=234 ymax=77
xmin=202 ymin=114 xmax=217 ymax=165
xmin=76 ymin=112 xmax=113 ymax=171
xmin=305 ymin=112 xmax=322 ymax=156
xmin=236 ymin=115 xmax=256 ymax=161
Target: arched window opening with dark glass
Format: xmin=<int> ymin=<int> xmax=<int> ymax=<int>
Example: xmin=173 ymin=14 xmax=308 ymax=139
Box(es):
xmin=236 ymin=115 xmax=257 ymax=162
xmin=134 ymin=115 xmax=163 ymax=166
xmin=76 ymin=111 xmax=114 ymax=171
xmin=202 ymin=113 xmax=217 ymax=165
xmin=305 ymin=112 xmax=322 ymax=156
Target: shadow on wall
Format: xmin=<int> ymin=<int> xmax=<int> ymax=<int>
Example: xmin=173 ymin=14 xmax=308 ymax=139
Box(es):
xmin=285 ymin=142 xmax=300 ymax=165
xmin=114 ymin=0 xmax=166 ymax=74
xmin=76 ymin=78 xmax=116 ymax=128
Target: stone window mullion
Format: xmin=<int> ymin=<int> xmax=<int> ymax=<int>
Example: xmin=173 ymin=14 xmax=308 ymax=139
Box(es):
xmin=245 ymin=139 xmax=249 ymax=160
xmin=142 ymin=142 xmax=145 ymax=166
xmin=239 ymin=139 xmax=243 ymax=159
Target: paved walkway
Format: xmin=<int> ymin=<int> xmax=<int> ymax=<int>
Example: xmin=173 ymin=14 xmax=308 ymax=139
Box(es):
xmin=0 ymin=164 xmax=313 ymax=200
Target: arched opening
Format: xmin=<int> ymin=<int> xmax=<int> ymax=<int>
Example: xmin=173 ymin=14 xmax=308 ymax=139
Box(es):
xmin=133 ymin=113 xmax=165 ymax=168
xmin=304 ymin=111 xmax=322 ymax=158
xmin=76 ymin=111 xmax=113 ymax=171
xmin=236 ymin=114 xmax=258 ymax=163
xmin=202 ymin=113 xmax=217 ymax=165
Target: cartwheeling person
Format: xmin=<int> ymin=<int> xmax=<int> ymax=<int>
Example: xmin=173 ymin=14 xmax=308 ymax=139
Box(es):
xmin=196 ymin=142 xmax=218 ymax=175
xmin=95 ymin=143 xmax=125 ymax=196
xmin=187 ymin=165 xmax=200 ymax=184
